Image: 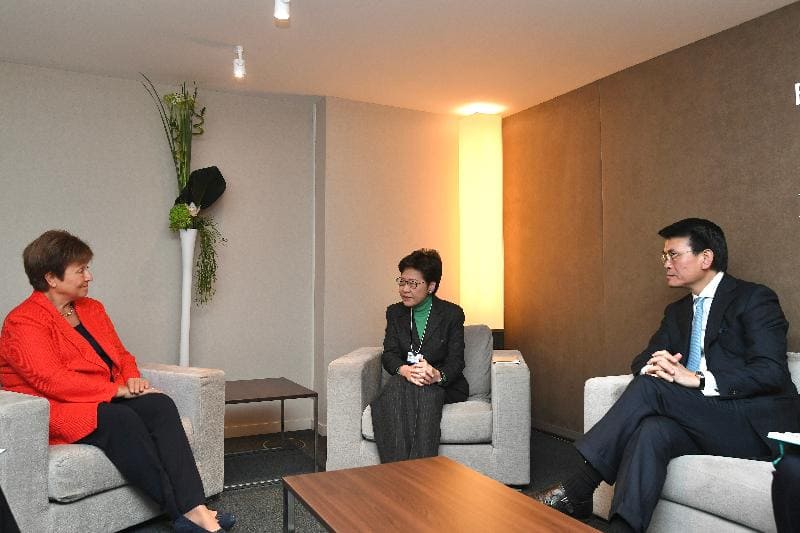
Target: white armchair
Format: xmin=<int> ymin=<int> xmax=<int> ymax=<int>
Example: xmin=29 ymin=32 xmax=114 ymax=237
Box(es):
xmin=584 ymin=353 xmax=800 ymax=532
xmin=0 ymin=362 xmax=225 ymax=533
xmin=326 ymin=324 xmax=531 ymax=485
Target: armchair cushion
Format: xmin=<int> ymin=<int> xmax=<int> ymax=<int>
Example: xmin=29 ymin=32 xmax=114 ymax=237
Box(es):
xmin=48 ymin=445 xmax=124 ymax=503
xmin=660 ymin=454 xmax=775 ymax=532
xmin=462 ymin=325 xmax=493 ymax=400
xmin=361 ymin=399 xmax=492 ymax=444
xmin=48 ymin=417 xmax=194 ymax=503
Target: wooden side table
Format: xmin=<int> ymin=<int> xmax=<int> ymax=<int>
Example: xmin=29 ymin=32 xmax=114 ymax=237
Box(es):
xmin=225 ymin=378 xmax=319 ymax=475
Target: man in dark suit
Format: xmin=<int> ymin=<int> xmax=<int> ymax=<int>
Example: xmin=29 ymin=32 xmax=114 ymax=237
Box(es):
xmin=534 ymin=218 xmax=800 ymax=533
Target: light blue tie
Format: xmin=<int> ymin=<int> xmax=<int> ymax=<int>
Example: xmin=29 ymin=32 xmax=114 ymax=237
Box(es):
xmin=686 ymin=297 xmax=706 ymax=371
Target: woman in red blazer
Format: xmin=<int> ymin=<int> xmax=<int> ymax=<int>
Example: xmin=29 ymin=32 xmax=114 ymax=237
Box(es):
xmin=0 ymin=230 xmax=234 ymax=533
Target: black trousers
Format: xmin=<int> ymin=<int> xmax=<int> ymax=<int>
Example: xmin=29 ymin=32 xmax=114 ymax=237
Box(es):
xmin=77 ymin=393 xmax=206 ymax=520
xmin=370 ymin=375 xmax=446 ymax=463
xmin=773 ymin=452 xmax=800 ymax=532
xmin=575 ymin=375 xmax=769 ymax=533
xmin=0 ymin=480 xmax=20 ymax=533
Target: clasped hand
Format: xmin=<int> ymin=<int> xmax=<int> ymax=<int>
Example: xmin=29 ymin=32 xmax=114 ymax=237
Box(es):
xmin=643 ymin=350 xmax=701 ymax=388
xmin=400 ymin=358 xmax=441 ymax=387
xmin=116 ymin=377 xmax=160 ymax=398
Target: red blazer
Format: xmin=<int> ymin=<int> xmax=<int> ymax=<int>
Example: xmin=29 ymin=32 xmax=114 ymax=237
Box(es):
xmin=0 ymin=291 xmax=140 ymax=444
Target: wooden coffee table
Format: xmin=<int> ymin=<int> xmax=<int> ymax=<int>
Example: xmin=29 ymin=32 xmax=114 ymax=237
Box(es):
xmin=282 ymin=456 xmax=596 ymax=532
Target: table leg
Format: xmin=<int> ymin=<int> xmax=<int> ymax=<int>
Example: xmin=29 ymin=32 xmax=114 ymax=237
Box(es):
xmin=313 ymin=396 xmax=319 ymax=472
xmin=280 ymin=399 xmax=286 ymax=447
xmin=283 ymin=485 xmax=295 ymax=532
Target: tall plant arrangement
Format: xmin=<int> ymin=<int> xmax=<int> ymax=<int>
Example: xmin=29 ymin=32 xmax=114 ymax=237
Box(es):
xmin=142 ymin=74 xmax=226 ymax=304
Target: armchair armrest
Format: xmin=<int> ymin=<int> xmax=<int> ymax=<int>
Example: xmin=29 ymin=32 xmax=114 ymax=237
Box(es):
xmin=326 ymin=347 xmax=383 ymax=471
xmin=583 ymin=375 xmax=632 ymax=432
xmin=139 ymin=363 xmax=225 ymax=497
xmin=584 ymin=374 xmax=632 ymax=519
xmin=490 ymin=350 xmax=531 ymax=485
xmin=0 ymin=390 xmax=50 ymax=532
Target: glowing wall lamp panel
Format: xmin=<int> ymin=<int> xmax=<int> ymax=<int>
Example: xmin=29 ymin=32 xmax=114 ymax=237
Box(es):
xmin=459 ymin=113 xmax=504 ymax=328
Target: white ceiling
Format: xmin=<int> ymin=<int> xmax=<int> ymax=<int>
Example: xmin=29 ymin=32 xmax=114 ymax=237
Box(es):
xmin=0 ymin=0 xmax=794 ymax=116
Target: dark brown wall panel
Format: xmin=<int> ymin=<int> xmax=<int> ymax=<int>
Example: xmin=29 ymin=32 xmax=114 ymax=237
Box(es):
xmin=601 ymin=3 xmax=800 ymax=371
xmin=503 ymin=84 xmax=603 ymax=437
xmin=504 ymin=2 xmax=800 ymax=435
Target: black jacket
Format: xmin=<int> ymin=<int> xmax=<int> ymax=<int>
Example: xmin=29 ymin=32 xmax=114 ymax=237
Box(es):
xmin=631 ymin=273 xmax=800 ymax=453
xmin=381 ymin=295 xmax=469 ymax=403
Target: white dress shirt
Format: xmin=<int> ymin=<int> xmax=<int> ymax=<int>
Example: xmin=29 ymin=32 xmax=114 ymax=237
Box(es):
xmin=641 ymin=271 xmax=725 ymax=396
xmin=694 ymin=271 xmax=725 ymax=396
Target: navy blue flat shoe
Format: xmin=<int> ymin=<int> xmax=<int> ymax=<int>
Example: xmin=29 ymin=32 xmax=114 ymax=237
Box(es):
xmin=173 ymin=515 xmax=221 ymax=533
xmin=216 ymin=511 xmax=236 ymax=531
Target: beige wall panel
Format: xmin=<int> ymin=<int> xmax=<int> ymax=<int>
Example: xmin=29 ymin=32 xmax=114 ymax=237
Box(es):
xmin=0 ymin=62 xmax=318 ymax=436
xmin=319 ymin=97 xmax=460 ymax=429
xmin=503 ymin=84 xmax=603 ymax=437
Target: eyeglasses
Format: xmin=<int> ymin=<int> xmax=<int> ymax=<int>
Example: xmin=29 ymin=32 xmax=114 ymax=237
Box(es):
xmin=660 ymin=250 xmax=695 ymax=264
xmin=396 ymin=277 xmax=424 ymax=289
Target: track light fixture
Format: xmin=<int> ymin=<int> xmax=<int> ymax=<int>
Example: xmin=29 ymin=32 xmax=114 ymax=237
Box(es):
xmin=274 ymin=0 xmax=290 ymax=21
xmin=233 ymin=45 xmax=246 ymax=79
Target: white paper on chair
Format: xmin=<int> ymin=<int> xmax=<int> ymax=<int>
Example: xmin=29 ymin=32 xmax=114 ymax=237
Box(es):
xmin=767 ymin=432 xmax=800 ymax=446
xmin=0 ymin=449 xmax=5 ymax=454
xmin=493 ymin=355 xmax=521 ymax=364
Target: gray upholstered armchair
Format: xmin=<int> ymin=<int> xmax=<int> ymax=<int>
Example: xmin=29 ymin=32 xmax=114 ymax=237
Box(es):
xmin=584 ymin=353 xmax=800 ymax=532
xmin=0 ymin=362 xmax=225 ymax=533
xmin=326 ymin=324 xmax=531 ymax=485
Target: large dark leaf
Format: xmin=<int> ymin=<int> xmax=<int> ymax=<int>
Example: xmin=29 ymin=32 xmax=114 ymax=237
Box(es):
xmin=175 ymin=166 xmax=226 ymax=208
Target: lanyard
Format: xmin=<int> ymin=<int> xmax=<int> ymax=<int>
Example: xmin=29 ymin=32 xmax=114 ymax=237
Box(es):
xmin=409 ymin=305 xmax=431 ymax=355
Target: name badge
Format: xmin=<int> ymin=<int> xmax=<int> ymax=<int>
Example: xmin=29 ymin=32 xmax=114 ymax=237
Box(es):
xmin=407 ymin=351 xmax=423 ymax=364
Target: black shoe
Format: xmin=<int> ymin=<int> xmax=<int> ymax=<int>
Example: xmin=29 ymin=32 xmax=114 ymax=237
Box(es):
xmin=216 ymin=511 xmax=236 ymax=531
xmin=531 ymin=482 xmax=592 ymax=519
xmin=173 ymin=515 xmax=221 ymax=533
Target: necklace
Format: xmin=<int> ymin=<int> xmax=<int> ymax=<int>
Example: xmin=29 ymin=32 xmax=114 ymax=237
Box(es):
xmin=60 ymin=303 xmax=74 ymax=318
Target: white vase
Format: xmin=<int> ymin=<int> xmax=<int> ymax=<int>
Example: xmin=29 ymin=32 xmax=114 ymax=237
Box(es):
xmin=179 ymin=228 xmax=198 ymax=367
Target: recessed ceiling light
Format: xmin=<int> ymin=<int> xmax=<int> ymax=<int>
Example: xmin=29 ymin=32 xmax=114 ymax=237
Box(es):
xmin=233 ymin=45 xmax=246 ymax=79
xmin=455 ymin=102 xmax=506 ymax=116
xmin=274 ymin=0 xmax=290 ymax=21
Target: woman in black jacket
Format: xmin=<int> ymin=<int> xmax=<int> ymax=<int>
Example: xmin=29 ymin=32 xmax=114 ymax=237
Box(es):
xmin=370 ymin=249 xmax=468 ymax=463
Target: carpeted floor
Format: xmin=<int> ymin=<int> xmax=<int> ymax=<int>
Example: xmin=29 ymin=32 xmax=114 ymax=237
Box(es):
xmin=126 ymin=429 xmax=611 ymax=532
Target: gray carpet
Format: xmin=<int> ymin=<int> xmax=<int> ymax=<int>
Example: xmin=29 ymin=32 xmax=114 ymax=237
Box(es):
xmin=224 ymin=448 xmax=315 ymax=489
xmin=125 ymin=429 xmax=611 ymax=532
xmin=125 ymin=432 xmax=325 ymax=533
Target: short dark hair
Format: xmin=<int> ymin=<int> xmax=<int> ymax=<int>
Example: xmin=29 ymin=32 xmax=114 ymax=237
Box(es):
xmin=398 ymin=249 xmax=443 ymax=293
xmin=658 ymin=218 xmax=727 ymax=272
xmin=23 ymin=230 xmax=93 ymax=291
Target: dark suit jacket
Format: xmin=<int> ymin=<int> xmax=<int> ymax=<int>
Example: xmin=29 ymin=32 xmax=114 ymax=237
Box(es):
xmin=631 ymin=273 xmax=800 ymax=453
xmin=381 ymin=295 xmax=469 ymax=403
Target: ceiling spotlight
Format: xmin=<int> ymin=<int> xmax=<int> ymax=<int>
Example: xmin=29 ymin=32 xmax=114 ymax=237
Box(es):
xmin=455 ymin=102 xmax=506 ymax=116
xmin=233 ymin=45 xmax=246 ymax=79
xmin=274 ymin=0 xmax=290 ymax=21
